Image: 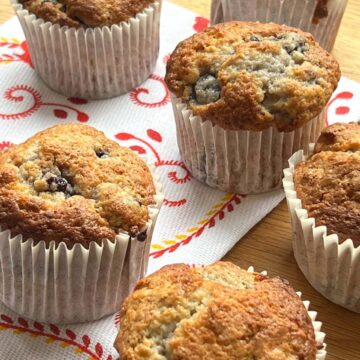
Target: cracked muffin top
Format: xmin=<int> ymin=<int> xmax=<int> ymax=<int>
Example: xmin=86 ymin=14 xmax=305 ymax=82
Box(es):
xmin=0 ymin=124 xmax=156 ymax=248
xmin=294 ymin=123 xmax=360 ymax=246
xmin=115 ymin=261 xmax=317 ymax=360
xmin=165 ymin=21 xmax=340 ymax=132
xmin=19 ymin=0 xmax=156 ymax=28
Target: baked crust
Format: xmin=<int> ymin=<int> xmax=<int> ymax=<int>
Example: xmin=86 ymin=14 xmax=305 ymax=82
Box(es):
xmin=19 ymin=0 xmax=155 ymax=28
xmin=314 ymin=122 xmax=360 ymax=153
xmin=115 ymin=261 xmax=317 ymax=360
xmin=294 ymin=123 xmax=360 ymax=245
xmin=0 ymin=124 xmax=156 ymax=248
xmin=165 ymin=21 xmax=340 ymax=132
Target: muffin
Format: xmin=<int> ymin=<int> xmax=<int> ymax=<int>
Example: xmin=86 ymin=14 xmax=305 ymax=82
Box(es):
xmin=114 ymin=262 xmax=326 ymax=359
xmin=314 ymin=122 xmax=360 ymax=152
xmin=12 ymin=0 xmax=161 ymax=99
xmin=0 ymin=124 xmax=163 ymax=323
xmin=19 ymin=0 xmax=156 ymax=28
xmin=166 ymin=21 xmax=340 ymax=194
xmin=283 ymin=122 xmax=360 ymax=312
xmin=210 ymin=0 xmax=348 ymax=51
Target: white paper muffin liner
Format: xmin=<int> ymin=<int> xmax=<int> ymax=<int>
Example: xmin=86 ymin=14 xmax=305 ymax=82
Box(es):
xmin=283 ymin=146 xmax=360 ymax=313
xmin=247 ymin=267 xmax=326 ymax=359
xmin=0 ymin=165 xmax=163 ymax=324
xmin=210 ymin=0 xmax=348 ymax=51
xmin=11 ymin=0 xmax=161 ymax=99
xmin=172 ymin=96 xmax=323 ymax=194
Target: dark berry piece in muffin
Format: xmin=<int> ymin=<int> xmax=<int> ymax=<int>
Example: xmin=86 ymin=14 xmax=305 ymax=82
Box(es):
xmin=194 ymin=74 xmax=221 ymax=105
xmin=95 ymin=148 xmax=109 ymax=158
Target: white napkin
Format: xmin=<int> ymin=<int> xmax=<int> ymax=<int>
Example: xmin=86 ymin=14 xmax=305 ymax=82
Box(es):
xmin=0 ymin=1 xmax=359 ymax=359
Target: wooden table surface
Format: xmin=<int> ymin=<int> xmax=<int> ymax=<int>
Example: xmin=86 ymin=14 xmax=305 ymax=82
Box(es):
xmin=1 ymin=1 xmax=359 ymax=359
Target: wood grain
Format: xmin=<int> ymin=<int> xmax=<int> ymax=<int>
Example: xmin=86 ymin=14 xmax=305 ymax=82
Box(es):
xmin=0 ymin=0 xmax=360 ymax=359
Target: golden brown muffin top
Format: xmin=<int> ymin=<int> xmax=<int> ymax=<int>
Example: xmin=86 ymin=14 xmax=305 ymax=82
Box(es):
xmin=165 ymin=21 xmax=340 ymax=132
xmin=314 ymin=122 xmax=360 ymax=153
xmin=294 ymin=123 xmax=360 ymax=246
xmin=0 ymin=124 xmax=156 ymax=248
xmin=19 ymin=0 xmax=156 ymax=28
xmin=115 ymin=262 xmax=317 ymax=360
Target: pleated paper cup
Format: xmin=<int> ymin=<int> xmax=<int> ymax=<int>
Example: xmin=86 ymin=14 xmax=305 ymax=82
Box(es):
xmin=283 ymin=147 xmax=360 ymax=312
xmin=210 ymin=0 xmax=348 ymax=51
xmin=246 ymin=267 xmax=326 ymax=359
xmin=172 ymin=96 xmax=323 ymax=194
xmin=0 ymin=167 xmax=163 ymax=324
xmin=11 ymin=0 xmax=161 ymax=99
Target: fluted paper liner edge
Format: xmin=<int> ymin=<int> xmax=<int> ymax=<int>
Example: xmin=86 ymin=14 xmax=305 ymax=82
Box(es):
xmin=11 ymin=0 xmax=161 ymax=99
xmin=283 ymin=146 xmax=360 ymax=313
xmin=0 ymin=163 xmax=164 ymax=324
xmin=171 ymin=95 xmax=323 ymax=194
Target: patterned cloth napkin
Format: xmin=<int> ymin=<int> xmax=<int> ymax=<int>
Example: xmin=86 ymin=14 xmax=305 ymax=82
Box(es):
xmin=0 ymin=2 xmax=359 ymax=359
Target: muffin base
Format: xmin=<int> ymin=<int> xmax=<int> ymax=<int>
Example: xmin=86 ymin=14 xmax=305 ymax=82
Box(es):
xmin=210 ymin=0 xmax=348 ymax=51
xmin=0 ymin=167 xmax=163 ymax=324
xmin=11 ymin=0 xmax=161 ymax=99
xmin=172 ymin=96 xmax=323 ymax=194
xmin=283 ymin=147 xmax=360 ymax=313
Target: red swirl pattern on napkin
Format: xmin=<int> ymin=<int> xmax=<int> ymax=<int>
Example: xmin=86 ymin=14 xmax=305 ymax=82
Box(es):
xmin=0 ymin=85 xmax=89 ymax=121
